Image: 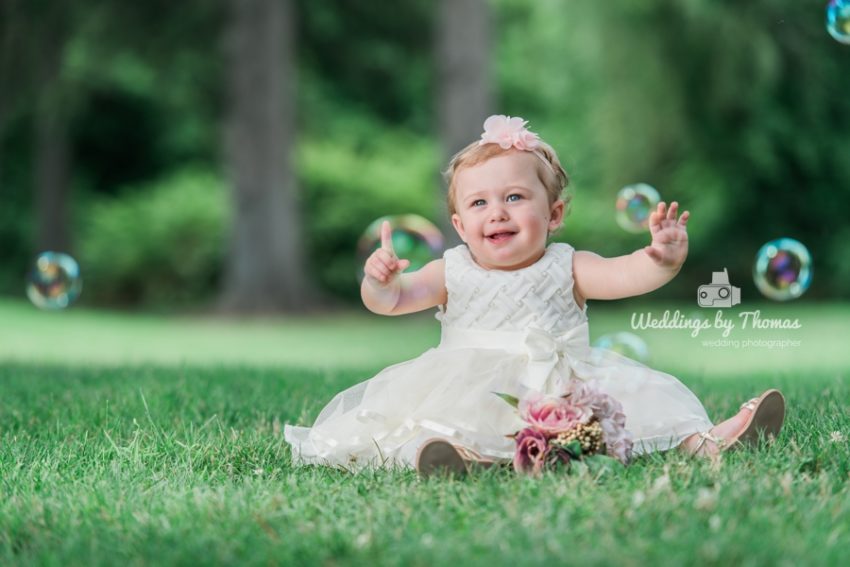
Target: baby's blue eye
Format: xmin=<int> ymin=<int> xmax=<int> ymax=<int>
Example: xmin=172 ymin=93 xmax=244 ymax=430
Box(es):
xmin=507 ymin=194 xmax=522 ymax=202
xmin=472 ymin=199 xmax=486 ymax=207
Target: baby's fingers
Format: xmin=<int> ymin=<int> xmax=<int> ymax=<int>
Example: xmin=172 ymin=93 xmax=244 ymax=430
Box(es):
xmin=364 ymin=251 xmax=390 ymax=279
xmin=366 ymin=250 xmax=411 ymax=284
xmin=365 ymin=260 xmax=391 ymax=283
xmin=648 ymin=203 xmax=664 ymax=232
xmin=380 ymin=220 xmax=395 ymax=255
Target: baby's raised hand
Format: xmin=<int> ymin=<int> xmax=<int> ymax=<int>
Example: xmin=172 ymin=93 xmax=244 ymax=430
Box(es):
xmin=643 ymin=201 xmax=689 ymax=270
xmin=363 ymin=220 xmax=411 ymax=287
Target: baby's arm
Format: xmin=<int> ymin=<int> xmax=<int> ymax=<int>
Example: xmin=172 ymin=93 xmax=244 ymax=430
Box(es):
xmin=361 ymin=221 xmax=448 ymax=316
xmin=573 ymin=201 xmax=689 ymax=303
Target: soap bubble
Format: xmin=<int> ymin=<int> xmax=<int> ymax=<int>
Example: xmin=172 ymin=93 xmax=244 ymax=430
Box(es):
xmin=616 ymin=183 xmax=660 ymax=233
xmin=753 ymin=238 xmax=812 ymax=301
xmin=356 ymin=215 xmax=444 ymax=281
xmin=26 ymin=252 xmax=83 ymax=310
xmin=592 ymin=332 xmax=650 ymax=363
xmin=827 ymin=0 xmax=850 ymax=44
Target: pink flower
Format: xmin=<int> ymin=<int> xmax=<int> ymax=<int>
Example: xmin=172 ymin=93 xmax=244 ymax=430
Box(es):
xmin=513 ymin=427 xmax=550 ymax=475
xmin=495 ymin=380 xmax=635 ymax=473
xmin=519 ymin=393 xmax=592 ymax=435
xmin=479 ymin=115 xmax=540 ymax=151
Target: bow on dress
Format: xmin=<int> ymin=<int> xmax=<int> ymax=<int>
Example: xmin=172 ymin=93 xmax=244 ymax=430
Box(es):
xmin=521 ymin=324 xmax=590 ymax=391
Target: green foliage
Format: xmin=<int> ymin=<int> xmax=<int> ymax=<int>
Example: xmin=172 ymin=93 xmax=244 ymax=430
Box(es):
xmin=73 ymin=128 xmax=440 ymax=307
xmin=77 ymin=167 xmax=227 ymax=306
xmin=3 ymin=0 xmax=850 ymax=307
xmin=296 ymin=0 xmax=434 ymax=130
xmin=495 ymin=0 xmax=850 ymax=299
xmin=71 ymin=86 xmax=173 ymax=196
xmin=299 ymin=128 xmax=440 ymax=300
xmin=0 ymin=113 xmax=34 ymax=296
xmin=493 ymin=392 xmax=520 ymax=409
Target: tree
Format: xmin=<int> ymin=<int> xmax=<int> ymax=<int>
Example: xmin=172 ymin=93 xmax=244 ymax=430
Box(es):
xmin=33 ymin=28 xmax=72 ymax=254
xmin=220 ymin=0 xmax=312 ymax=312
xmin=1 ymin=0 xmax=74 ymax=254
xmin=435 ymin=0 xmax=494 ymax=242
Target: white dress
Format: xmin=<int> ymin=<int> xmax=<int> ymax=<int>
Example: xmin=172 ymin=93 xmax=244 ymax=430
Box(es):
xmin=284 ymin=243 xmax=714 ymax=471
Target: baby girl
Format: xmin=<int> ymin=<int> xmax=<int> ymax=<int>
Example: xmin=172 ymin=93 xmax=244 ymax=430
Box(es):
xmin=285 ymin=115 xmax=785 ymax=475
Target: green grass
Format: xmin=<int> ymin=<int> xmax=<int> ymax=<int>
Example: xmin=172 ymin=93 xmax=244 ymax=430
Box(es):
xmin=1 ymin=364 xmax=849 ymax=565
xmin=1 ymin=298 xmax=848 ymax=376
xmin=1 ymin=299 xmax=849 ymax=564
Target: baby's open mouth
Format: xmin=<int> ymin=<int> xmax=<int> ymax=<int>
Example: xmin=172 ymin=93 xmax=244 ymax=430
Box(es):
xmin=486 ymin=231 xmax=516 ymax=242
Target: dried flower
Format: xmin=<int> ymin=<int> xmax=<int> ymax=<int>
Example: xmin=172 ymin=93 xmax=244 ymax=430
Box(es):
xmin=552 ymin=419 xmax=605 ymax=455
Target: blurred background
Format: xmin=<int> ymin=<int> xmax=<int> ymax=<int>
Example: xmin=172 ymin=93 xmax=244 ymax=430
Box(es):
xmin=1 ymin=0 xmax=849 ymax=316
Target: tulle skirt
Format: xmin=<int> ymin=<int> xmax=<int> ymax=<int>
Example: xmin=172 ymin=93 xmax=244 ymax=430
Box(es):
xmin=284 ymin=324 xmax=714 ymax=472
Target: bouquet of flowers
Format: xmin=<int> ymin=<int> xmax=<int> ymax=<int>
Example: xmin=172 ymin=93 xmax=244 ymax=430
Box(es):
xmin=494 ymin=379 xmax=633 ymax=476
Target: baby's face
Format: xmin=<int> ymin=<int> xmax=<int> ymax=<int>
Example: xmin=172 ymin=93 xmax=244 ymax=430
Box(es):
xmin=451 ymin=151 xmax=564 ymax=271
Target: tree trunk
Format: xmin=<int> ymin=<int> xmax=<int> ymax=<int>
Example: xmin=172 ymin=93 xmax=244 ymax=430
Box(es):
xmin=435 ymin=0 xmax=494 ymax=243
xmin=220 ymin=0 xmax=311 ymax=313
xmin=0 ymin=1 xmax=6 ymax=198
xmin=0 ymin=84 xmax=5 ymax=200
xmin=33 ymin=27 xmax=72 ymax=254
xmin=34 ymin=100 xmax=71 ymax=253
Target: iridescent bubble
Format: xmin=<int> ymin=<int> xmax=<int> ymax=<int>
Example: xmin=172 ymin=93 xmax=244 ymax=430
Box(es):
xmin=356 ymin=214 xmax=445 ymax=281
xmin=26 ymin=252 xmax=83 ymax=310
xmin=827 ymin=0 xmax=850 ymax=45
xmin=592 ymin=332 xmax=650 ymax=364
xmin=753 ymin=238 xmax=812 ymax=301
xmin=615 ymin=183 xmax=660 ymax=233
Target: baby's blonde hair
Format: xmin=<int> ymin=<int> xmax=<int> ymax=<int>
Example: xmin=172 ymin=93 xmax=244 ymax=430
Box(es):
xmin=442 ymin=140 xmax=570 ymax=217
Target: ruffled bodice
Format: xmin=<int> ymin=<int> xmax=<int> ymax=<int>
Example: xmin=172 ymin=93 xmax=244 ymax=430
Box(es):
xmin=436 ymin=244 xmax=587 ymax=334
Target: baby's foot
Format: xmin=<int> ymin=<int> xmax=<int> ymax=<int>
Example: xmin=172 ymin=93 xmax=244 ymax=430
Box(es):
xmin=684 ymin=390 xmax=786 ymax=458
xmin=415 ymin=438 xmax=497 ymax=477
xmin=684 ymin=407 xmax=751 ymax=458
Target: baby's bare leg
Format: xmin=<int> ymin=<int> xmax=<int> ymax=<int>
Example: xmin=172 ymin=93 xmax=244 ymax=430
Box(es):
xmin=679 ymin=406 xmax=751 ymax=457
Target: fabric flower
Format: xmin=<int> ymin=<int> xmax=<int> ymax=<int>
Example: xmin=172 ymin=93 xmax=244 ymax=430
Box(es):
xmin=479 ymin=115 xmax=540 ymax=151
xmin=567 ymin=379 xmax=625 ymax=424
xmin=513 ymin=426 xmax=550 ymax=475
xmin=519 ymin=393 xmax=592 ymax=435
xmin=599 ymin=418 xmax=633 ymax=464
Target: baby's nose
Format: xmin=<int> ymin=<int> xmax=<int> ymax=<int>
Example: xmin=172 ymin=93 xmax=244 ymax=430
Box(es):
xmin=488 ymin=204 xmax=509 ymax=221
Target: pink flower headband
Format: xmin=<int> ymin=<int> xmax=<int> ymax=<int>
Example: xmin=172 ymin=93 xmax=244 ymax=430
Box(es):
xmin=479 ymin=115 xmax=540 ymax=151
xmin=478 ymin=114 xmax=560 ymax=178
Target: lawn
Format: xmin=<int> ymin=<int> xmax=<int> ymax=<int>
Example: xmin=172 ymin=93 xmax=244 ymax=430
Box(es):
xmin=1 ymin=298 xmax=847 ymax=376
xmin=1 ymin=298 xmax=849 ymax=565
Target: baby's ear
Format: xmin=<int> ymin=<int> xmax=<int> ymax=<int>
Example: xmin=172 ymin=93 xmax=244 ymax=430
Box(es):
xmin=548 ymin=199 xmax=565 ymax=232
xmin=451 ymin=213 xmax=467 ymax=242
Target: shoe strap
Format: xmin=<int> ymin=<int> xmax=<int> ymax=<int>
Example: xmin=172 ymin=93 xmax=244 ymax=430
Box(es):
xmin=454 ymin=444 xmax=489 ymax=462
xmin=693 ymin=431 xmax=727 ymax=454
xmin=740 ymin=397 xmax=759 ymax=412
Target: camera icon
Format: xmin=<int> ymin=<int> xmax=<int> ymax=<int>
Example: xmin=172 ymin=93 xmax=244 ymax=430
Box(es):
xmin=697 ymin=268 xmax=741 ymax=308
